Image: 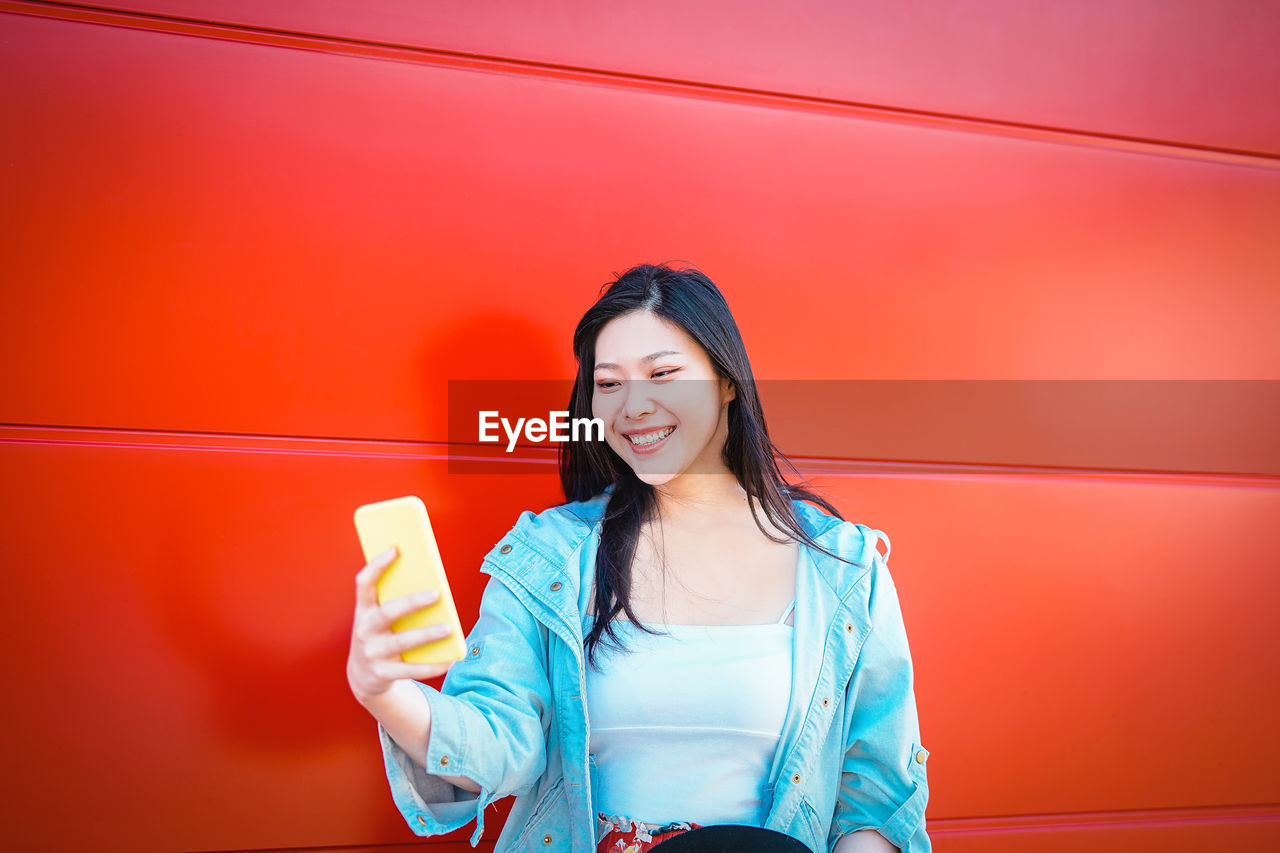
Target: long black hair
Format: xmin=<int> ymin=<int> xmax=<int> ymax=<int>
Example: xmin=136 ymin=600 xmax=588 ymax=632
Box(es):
xmin=559 ymin=262 xmax=855 ymax=668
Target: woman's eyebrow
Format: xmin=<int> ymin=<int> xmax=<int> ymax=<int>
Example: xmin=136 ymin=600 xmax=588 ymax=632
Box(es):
xmin=594 ymin=350 xmax=682 ymax=371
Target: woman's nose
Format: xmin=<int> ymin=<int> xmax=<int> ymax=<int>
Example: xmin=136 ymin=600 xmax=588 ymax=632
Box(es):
xmin=622 ymin=380 xmax=655 ymax=419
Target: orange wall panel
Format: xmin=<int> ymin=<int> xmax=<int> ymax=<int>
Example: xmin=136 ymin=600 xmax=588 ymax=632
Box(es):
xmin=37 ymin=0 xmax=1280 ymax=154
xmin=2 ymin=12 xmax=1277 ymax=448
xmin=815 ymin=471 xmax=1280 ymax=815
xmin=1 ymin=433 xmax=1277 ymax=849
xmin=0 ymin=435 xmax=557 ymax=851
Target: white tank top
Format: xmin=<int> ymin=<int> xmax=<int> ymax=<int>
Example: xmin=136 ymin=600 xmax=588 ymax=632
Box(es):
xmin=585 ymin=594 xmax=796 ymax=829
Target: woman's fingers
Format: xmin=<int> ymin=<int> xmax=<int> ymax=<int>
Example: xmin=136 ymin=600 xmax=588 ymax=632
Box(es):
xmin=354 ymin=545 xmax=400 ymax=609
xmin=348 ymin=548 xmax=456 ymax=699
xmin=363 ymin=588 xmax=440 ymax=634
xmin=370 ymin=622 xmax=455 ymax=658
xmin=374 ymin=658 xmax=455 ymax=682
xmin=349 ymin=550 xmax=454 ymax=696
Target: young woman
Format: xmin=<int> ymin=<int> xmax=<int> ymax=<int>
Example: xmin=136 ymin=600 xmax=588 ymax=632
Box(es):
xmin=347 ymin=264 xmax=930 ymax=853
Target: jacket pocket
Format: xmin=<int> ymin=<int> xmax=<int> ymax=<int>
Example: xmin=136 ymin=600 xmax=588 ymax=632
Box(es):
xmin=513 ymin=776 xmax=570 ymax=850
xmin=794 ymin=796 xmax=824 ymax=853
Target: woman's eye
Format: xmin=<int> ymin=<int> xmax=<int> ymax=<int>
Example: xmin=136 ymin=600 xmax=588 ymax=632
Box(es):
xmin=652 ymin=369 xmax=679 ymax=380
xmin=596 ymin=380 xmax=619 ymax=390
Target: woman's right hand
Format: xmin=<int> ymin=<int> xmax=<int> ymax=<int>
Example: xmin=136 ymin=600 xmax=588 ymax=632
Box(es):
xmin=347 ymin=545 xmax=457 ymax=704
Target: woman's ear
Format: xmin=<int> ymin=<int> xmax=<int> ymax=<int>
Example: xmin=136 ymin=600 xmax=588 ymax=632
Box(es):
xmin=720 ymin=376 xmax=736 ymax=404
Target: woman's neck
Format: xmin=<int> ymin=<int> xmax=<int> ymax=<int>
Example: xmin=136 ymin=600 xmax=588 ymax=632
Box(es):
xmin=652 ymin=472 xmax=750 ymax=527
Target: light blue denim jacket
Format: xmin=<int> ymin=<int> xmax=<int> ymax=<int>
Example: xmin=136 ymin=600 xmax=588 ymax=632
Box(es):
xmin=377 ymin=487 xmax=930 ymax=852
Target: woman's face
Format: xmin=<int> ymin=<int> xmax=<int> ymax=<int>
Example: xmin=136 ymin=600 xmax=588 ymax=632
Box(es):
xmin=592 ymin=311 xmax=736 ymax=487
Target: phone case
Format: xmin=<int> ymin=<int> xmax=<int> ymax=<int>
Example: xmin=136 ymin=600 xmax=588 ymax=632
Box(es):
xmin=353 ymin=495 xmax=466 ymax=665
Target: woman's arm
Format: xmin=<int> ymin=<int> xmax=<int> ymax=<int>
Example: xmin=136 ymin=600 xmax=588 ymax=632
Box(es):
xmin=348 ymin=530 xmax=555 ymax=841
xmin=829 ymin=528 xmax=930 ymax=852
xmin=833 ymin=829 xmax=899 ymax=852
xmin=356 ymin=678 xmax=481 ymax=793
xmin=347 ymin=545 xmax=481 ymax=793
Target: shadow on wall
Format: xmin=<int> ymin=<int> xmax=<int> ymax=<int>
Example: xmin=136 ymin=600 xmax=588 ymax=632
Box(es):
xmin=135 ymin=308 xmax=568 ymax=752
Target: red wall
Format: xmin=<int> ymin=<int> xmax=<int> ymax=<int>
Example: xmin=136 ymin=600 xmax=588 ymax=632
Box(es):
xmin=1 ymin=2 xmax=1277 ymax=851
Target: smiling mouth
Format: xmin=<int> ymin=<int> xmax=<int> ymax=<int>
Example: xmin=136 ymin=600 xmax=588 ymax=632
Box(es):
xmin=625 ymin=426 xmax=675 ymax=447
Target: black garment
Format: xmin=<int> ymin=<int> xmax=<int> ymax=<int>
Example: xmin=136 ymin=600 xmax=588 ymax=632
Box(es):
xmin=651 ymin=825 xmax=811 ymax=852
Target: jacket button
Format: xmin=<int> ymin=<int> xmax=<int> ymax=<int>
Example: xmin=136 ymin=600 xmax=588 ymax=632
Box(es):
xmin=791 ymin=773 xmax=802 ymax=784
xmin=543 ymin=834 xmax=553 ymax=844
xmin=500 ymin=544 xmax=512 ymax=554
xmin=471 ymin=646 xmax=480 ymax=656
xmin=845 ymin=622 xmax=854 ymax=633
xmin=415 ymin=815 xmax=427 ymax=826
xmin=821 ymin=697 xmax=830 ymax=707
xmin=550 ymin=581 xmax=562 ymax=591
xmin=439 ymin=755 xmax=449 ymax=766
xmin=916 ymin=750 xmax=927 ymax=764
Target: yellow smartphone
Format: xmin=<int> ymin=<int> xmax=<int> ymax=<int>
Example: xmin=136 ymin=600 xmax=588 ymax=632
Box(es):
xmin=353 ymin=495 xmax=466 ymax=665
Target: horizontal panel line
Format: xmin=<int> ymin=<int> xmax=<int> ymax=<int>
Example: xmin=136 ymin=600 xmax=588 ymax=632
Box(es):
xmin=4 ymin=424 xmax=1278 ymax=487
xmin=180 ymin=840 xmax=487 ymax=853
xmin=2 ymin=0 xmax=1277 ymax=170
xmin=930 ymin=802 xmax=1280 ymax=836
xmin=785 ymin=456 xmax=1280 ymax=489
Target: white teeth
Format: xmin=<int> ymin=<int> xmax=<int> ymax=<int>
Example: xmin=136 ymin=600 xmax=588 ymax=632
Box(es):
xmin=626 ymin=426 xmax=674 ymax=447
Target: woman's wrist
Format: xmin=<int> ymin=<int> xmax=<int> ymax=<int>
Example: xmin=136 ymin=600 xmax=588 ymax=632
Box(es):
xmin=354 ymin=676 xmax=412 ymax=712
xmin=348 ymin=671 xmax=390 ymax=708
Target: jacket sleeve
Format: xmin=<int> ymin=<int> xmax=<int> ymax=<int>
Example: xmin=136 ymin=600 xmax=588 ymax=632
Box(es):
xmin=378 ymin=572 xmax=552 ymax=847
xmin=828 ymin=531 xmax=930 ymax=853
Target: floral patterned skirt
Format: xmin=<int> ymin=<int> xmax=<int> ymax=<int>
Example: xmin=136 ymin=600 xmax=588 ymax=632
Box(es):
xmin=595 ymin=811 xmax=705 ymax=853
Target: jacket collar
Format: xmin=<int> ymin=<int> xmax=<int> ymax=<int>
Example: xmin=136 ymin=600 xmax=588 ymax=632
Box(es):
xmin=481 ymin=485 xmax=877 ymax=628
